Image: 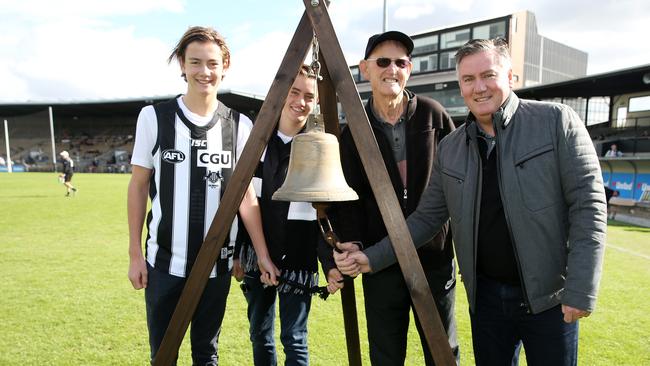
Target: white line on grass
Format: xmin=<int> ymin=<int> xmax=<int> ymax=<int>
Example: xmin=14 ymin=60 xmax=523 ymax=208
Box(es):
xmin=607 ymin=243 xmax=650 ymax=260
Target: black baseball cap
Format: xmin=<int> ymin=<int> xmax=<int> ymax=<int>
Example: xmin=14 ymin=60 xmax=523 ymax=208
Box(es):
xmin=364 ymin=31 xmax=414 ymax=59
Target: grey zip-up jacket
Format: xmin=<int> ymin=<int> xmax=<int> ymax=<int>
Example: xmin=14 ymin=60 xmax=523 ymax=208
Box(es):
xmin=365 ymin=92 xmax=607 ymax=314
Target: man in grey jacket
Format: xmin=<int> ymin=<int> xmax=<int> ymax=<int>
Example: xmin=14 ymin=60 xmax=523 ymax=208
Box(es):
xmin=334 ymin=38 xmax=607 ymax=365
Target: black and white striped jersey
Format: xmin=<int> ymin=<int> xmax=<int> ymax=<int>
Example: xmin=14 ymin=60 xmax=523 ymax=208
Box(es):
xmin=131 ymin=96 xmax=252 ymax=278
xmin=62 ymin=158 xmax=74 ymax=174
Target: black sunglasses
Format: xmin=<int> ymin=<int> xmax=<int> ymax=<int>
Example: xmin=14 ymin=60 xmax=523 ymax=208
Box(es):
xmin=366 ymin=57 xmax=411 ymax=69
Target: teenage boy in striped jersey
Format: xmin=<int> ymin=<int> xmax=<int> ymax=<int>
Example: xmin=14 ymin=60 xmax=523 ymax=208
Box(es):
xmin=127 ymin=26 xmax=272 ymax=365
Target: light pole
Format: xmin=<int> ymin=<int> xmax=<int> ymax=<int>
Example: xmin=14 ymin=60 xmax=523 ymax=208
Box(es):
xmin=383 ymin=0 xmax=387 ymax=32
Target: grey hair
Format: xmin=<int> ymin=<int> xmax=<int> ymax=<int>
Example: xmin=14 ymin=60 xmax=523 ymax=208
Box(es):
xmin=455 ymin=38 xmax=511 ymax=70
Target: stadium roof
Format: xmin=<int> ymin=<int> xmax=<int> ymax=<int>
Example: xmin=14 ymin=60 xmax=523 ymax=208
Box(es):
xmin=516 ymin=64 xmax=650 ymax=99
xmin=0 ymin=90 xmax=265 ymax=119
xmin=3 ymin=64 xmax=649 ymax=119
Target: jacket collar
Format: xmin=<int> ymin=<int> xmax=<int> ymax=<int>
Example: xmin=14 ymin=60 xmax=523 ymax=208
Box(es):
xmin=366 ymin=89 xmax=417 ymax=128
xmin=493 ymin=91 xmax=519 ymax=130
xmin=463 ymin=91 xmax=519 ymax=143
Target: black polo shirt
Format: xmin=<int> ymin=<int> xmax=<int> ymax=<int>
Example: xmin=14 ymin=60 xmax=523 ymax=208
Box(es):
xmin=475 ymin=124 xmax=520 ymax=285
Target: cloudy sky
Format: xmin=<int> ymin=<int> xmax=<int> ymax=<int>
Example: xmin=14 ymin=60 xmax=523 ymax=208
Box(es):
xmin=1 ymin=0 xmax=648 ymax=103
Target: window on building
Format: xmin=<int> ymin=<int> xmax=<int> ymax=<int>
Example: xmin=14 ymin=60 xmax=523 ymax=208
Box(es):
xmin=473 ymin=21 xmax=507 ymax=40
xmin=441 ymin=29 xmax=470 ymax=49
xmin=629 ymin=95 xmax=650 ymax=112
xmin=429 ymin=89 xmax=467 ymax=117
xmin=616 ymin=107 xmax=627 ymax=128
xmin=563 ymin=97 xmax=588 ymax=122
xmin=410 ymin=83 xmax=467 ymax=117
xmin=412 ymin=54 xmax=438 ymax=73
xmin=439 ymin=51 xmax=456 ymax=70
xmin=587 ymin=97 xmax=610 ymax=126
xmin=413 ymin=35 xmax=438 ymax=55
xmin=351 ymin=67 xmax=360 ymax=82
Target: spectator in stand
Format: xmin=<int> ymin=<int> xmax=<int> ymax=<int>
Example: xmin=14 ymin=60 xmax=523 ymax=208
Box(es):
xmin=605 ymin=143 xmax=623 ymax=157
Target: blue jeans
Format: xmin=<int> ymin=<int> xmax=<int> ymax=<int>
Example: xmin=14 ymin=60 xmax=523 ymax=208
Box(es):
xmin=145 ymin=264 xmax=231 ymax=365
xmin=470 ymin=276 xmax=579 ymax=366
xmin=243 ymin=271 xmax=311 ymax=366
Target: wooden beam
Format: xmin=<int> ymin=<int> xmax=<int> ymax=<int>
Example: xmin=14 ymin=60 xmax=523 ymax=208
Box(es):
xmin=317 ymin=50 xmax=363 ymax=366
xmin=303 ymin=1 xmax=456 ymax=365
xmin=317 ymin=51 xmax=341 ymax=137
xmin=152 ymin=12 xmax=314 ymax=365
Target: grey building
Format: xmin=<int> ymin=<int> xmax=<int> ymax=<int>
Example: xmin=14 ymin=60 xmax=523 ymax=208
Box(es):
xmin=350 ymin=11 xmax=588 ymax=118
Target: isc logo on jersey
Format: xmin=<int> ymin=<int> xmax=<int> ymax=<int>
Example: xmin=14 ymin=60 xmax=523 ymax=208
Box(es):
xmin=162 ymin=149 xmax=185 ymax=163
xmin=197 ymin=150 xmax=232 ymax=168
xmin=191 ymin=139 xmax=207 ymax=147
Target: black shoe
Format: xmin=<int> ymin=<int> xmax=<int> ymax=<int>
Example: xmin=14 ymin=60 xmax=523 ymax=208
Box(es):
xmin=65 ymin=192 xmax=70 ymax=197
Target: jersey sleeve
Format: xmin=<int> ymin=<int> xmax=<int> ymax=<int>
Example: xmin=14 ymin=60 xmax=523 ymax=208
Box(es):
xmin=236 ymin=114 xmax=254 ymax=160
xmin=130 ymin=106 xmax=157 ymax=169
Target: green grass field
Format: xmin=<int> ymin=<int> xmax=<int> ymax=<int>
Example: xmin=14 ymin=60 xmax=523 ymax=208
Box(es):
xmin=1 ymin=173 xmax=649 ymax=365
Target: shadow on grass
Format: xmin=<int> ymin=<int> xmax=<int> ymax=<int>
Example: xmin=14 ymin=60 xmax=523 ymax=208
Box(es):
xmin=607 ymin=219 xmax=650 ymax=233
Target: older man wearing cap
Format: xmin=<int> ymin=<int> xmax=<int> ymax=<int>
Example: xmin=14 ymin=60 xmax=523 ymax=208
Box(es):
xmin=324 ymin=31 xmax=459 ymax=365
xmin=59 ymin=150 xmax=77 ymax=196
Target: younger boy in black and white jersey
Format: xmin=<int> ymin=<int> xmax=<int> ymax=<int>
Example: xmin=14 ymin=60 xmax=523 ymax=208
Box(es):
xmin=233 ymin=66 xmax=344 ymax=365
xmin=58 ymin=150 xmax=77 ymax=196
xmin=127 ymin=26 xmax=272 ymax=365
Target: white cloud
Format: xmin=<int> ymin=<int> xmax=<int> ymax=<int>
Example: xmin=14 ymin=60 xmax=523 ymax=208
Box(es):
xmin=0 ymin=65 xmax=30 ymax=101
xmin=444 ymin=0 xmax=476 ymax=12
xmin=0 ymin=0 xmax=648 ymax=103
xmin=394 ymin=4 xmax=435 ymax=20
xmin=328 ymin=0 xmax=384 ymax=34
xmin=0 ymin=0 xmax=188 ymax=102
xmin=0 ymin=0 xmax=185 ymax=18
xmin=224 ymin=30 xmax=297 ymax=96
xmin=0 ymin=19 xmax=184 ymax=101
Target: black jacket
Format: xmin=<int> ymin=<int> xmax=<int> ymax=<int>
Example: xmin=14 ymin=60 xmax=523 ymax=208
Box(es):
xmin=238 ymin=130 xmax=320 ymax=293
xmin=323 ymin=90 xmax=455 ymax=280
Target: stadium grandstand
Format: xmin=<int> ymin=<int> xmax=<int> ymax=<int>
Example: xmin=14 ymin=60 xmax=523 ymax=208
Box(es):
xmin=1 ymin=65 xmax=648 ymax=225
xmin=0 ymin=90 xmax=263 ymax=174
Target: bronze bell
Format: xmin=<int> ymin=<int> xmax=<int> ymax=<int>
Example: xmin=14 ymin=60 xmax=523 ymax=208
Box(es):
xmin=272 ymin=114 xmax=358 ymax=202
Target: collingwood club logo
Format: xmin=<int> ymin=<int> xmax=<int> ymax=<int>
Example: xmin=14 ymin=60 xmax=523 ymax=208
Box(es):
xmin=205 ymin=171 xmax=223 ymax=184
xmin=196 ymin=149 xmax=232 ymax=189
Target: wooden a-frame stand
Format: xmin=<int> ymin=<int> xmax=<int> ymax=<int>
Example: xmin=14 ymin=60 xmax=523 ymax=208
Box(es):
xmin=152 ymin=1 xmax=455 ymax=365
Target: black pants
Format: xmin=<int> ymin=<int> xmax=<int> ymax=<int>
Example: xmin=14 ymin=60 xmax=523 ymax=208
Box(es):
xmin=145 ymin=263 xmax=231 ymax=365
xmin=362 ymin=264 xmax=459 ymax=366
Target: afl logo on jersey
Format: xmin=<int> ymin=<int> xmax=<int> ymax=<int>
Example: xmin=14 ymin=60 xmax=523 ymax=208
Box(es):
xmin=161 ymin=149 xmax=186 ymax=163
